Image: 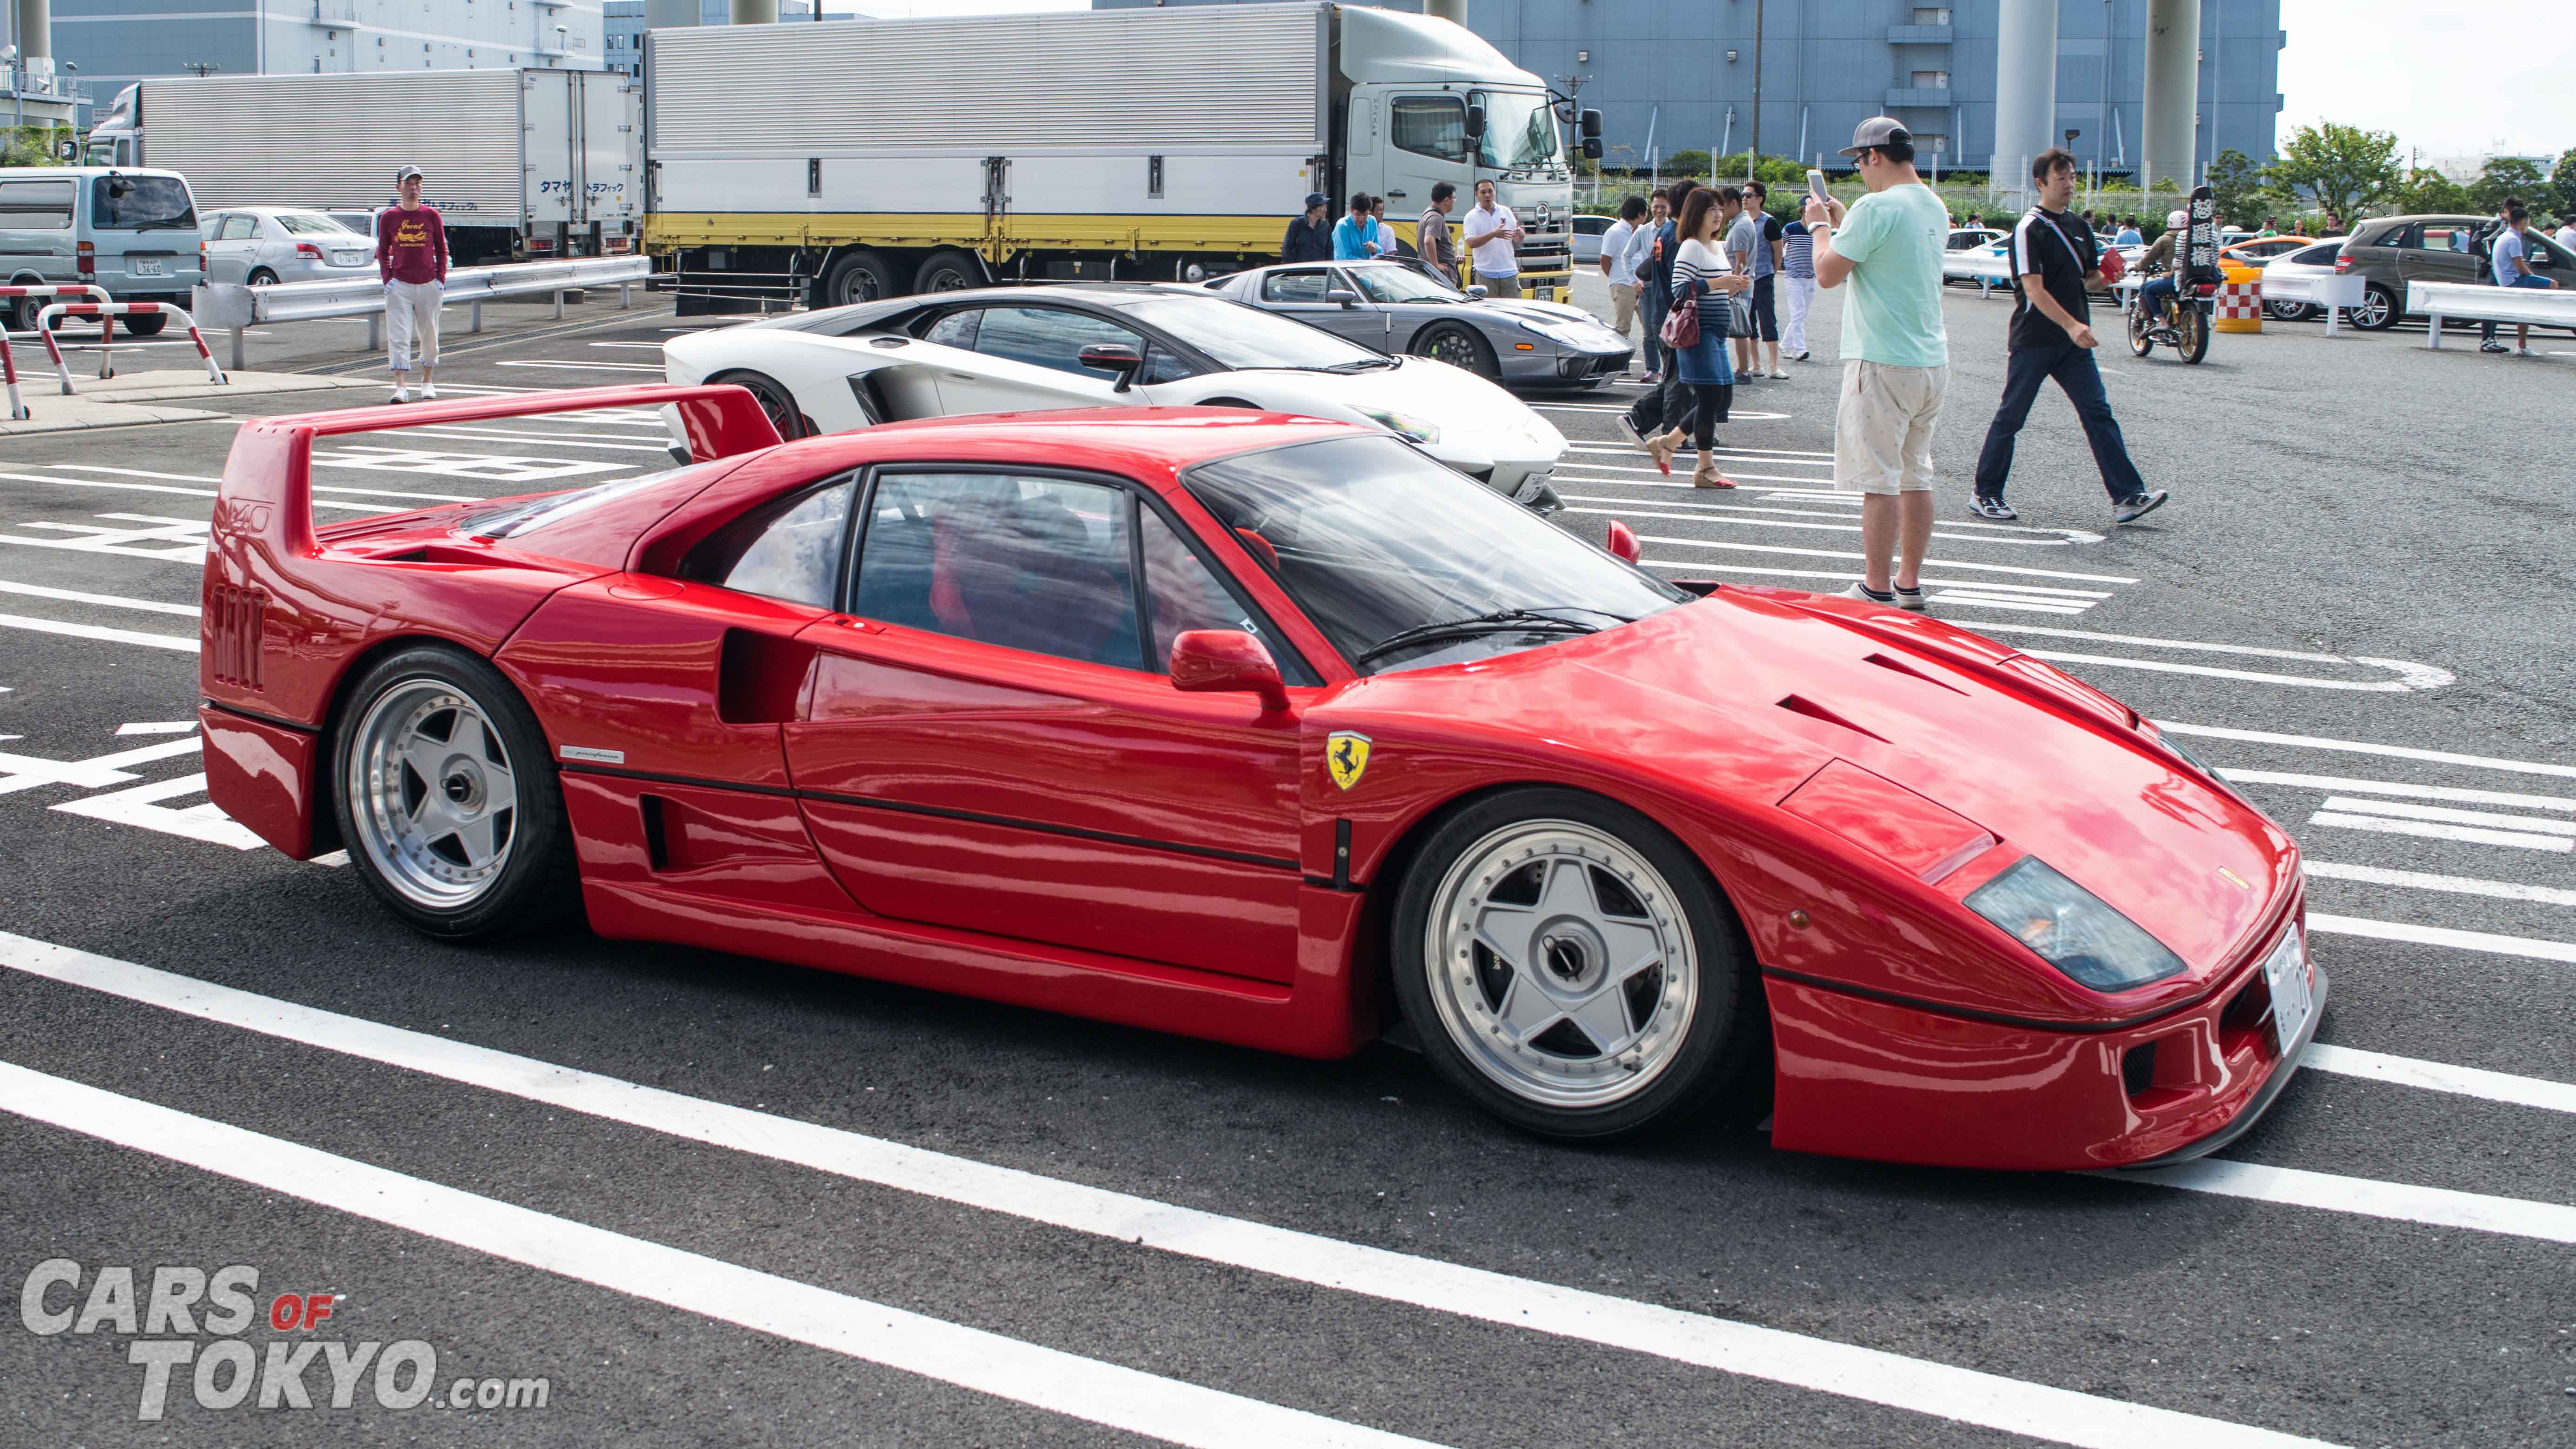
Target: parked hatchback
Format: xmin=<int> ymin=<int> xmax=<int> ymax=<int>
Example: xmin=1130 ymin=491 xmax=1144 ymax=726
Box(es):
xmin=2333 ymin=214 xmax=2576 ymax=330
xmin=0 ymin=167 xmax=204 ymax=333
xmin=202 ymin=207 xmax=375 ymax=286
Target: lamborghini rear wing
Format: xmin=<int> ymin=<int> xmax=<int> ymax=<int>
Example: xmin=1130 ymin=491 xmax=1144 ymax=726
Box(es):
xmin=215 ymin=383 xmax=782 ymax=561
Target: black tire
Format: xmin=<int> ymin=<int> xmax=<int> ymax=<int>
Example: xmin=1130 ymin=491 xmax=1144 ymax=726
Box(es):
xmin=913 ymin=248 xmax=986 ymax=294
xmin=2263 ymin=299 xmax=2313 ymax=322
xmin=330 ymin=644 xmax=579 ymax=941
xmin=2127 ymin=302 xmax=2154 ymax=357
xmin=247 ymin=268 xmax=279 ymax=287
xmin=1388 ymin=788 xmax=1766 ymax=1140
xmin=711 ymin=369 xmax=810 ymax=440
xmin=2349 ymin=284 xmax=2399 ymax=331
xmin=819 ymin=249 xmax=900 ymax=309
xmin=118 ymin=313 xmax=168 ymax=337
xmin=1414 ymin=321 xmax=1499 ymax=378
xmin=7 ymin=292 xmax=41 ymax=334
xmin=2177 ymin=304 xmax=2210 ymax=364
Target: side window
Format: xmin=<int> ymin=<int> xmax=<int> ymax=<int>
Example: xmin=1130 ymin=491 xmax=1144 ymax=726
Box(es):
xmin=694 ymin=475 xmax=859 ymax=608
xmin=970 ymin=307 xmax=1144 ymax=376
xmin=218 ymin=214 xmax=256 ymax=241
xmin=1140 ymin=506 xmax=1258 ymax=671
xmin=1139 ymin=343 xmax=1197 ymax=385
xmin=853 ymin=472 xmax=1143 ymax=669
xmin=0 ymin=181 xmax=73 ymax=229
xmin=1262 ymin=269 xmax=1333 ymax=303
xmin=922 ymin=308 xmax=980 ymax=349
xmin=1390 ymin=96 xmax=1468 ymax=162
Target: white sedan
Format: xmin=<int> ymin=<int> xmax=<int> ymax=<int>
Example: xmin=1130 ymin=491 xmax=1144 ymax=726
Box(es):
xmin=662 ymin=284 xmax=1570 ymax=508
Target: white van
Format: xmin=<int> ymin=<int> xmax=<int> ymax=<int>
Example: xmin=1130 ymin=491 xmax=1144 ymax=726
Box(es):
xmin=0 ymin=167 xmax=206 ymax=334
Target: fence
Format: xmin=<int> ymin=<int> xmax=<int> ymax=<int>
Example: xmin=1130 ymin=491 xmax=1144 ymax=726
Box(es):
xmin=192 ymin=256 xmax=654 ymax=370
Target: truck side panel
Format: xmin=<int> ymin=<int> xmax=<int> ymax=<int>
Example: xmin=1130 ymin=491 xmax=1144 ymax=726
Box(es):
xmin=138 ymin=71 xmax=529 ymax=221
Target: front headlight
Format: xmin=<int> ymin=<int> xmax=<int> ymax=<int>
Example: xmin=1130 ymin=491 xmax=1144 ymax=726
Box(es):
xmin=1964 ymin=856 xmax=2187 ymax=992
xmin=1356 ymin=407 xmax=1440 ymax=445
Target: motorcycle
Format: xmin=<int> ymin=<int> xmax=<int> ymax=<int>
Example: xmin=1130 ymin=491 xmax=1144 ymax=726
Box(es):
xmin=2128 ymin=274 xmax=2217 ymax=364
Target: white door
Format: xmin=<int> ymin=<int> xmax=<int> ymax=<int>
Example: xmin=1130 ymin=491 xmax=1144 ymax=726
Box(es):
xmin=921 ymin=304 xmax=1141 ymax=414
xmin=522 ymin=71 xmax=575 ymax=238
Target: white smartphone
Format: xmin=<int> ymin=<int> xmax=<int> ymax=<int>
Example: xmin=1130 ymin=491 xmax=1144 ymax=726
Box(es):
xmin=1807 ymin=168 xmax=1828 ymax=205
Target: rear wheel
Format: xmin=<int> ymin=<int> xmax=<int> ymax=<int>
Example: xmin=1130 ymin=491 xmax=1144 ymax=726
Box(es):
xmin=2177 ymin=304 xmax=2211 ymax=364
xmin=912 ymin=248 xmax=985 ymax=294
xmin=247 ymin=268 xmax=279 ymax=287
xmin=1414 ymin=321 xmax=1498 ymax=378
xmin=2264 ymin=298 xmax=2313 ymax=322
xmin=119 ymin=313 xmax=168 ymax=337
xmin=7 ymin=286 xmax=43 ymax=334
xmin=820 ymin=249 xmax=899 ymax=309
xmin=1390 ymin=788 xmax=1764 ymax=1139
xmin=332 ymin=644 xmax=577 ymax=941
xmin=712 ymin=369 xmax=810 ymax=439
xmin=2349 ymin=284 xmax=2398 ymax=331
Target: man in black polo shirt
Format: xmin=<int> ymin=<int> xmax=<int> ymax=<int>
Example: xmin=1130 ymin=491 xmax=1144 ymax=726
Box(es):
xmin=1969 ymin=149 xmax=2166 ymax=524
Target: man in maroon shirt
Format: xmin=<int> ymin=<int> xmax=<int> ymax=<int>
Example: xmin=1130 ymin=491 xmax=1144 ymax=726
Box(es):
xmin=377 ymin=166 xmax=448 ymax=402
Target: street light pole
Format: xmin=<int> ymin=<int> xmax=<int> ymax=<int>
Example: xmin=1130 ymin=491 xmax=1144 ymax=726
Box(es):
xmin=1749 ymin=0 xmax=1764 ymax=167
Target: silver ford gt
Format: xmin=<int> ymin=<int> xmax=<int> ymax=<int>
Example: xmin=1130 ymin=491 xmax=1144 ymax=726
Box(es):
xmin=1206 ymin=260 xmax=1634 ymax=388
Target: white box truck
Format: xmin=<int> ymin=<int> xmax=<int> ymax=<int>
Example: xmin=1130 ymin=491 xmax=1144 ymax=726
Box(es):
xmin=84 ymin=69 xmax=642 ymax=266
xmin=646 ymin=1 xmax=1596 ymax=310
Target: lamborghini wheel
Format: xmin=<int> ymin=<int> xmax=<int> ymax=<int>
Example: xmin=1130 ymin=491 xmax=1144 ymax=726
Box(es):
xmin=1391 ymin=788 xmax=1764 ymax=1139
xmin=713 ymin=369 xmax=808 ymax=439
xmin=334 ymin=644 xmax=576 ymax=940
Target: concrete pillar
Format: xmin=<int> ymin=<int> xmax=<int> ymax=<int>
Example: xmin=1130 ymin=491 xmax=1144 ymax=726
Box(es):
xmin=728 ymin=0 xmax=778 ymax=24
xmin=2141 ymin=0 xmax=2200 ymax=194
xmin=642 ymin=0 xmax=697 ymax=28
xmin=15 ymin=0 xmax=50 ymax=61
xmin=1988 ymin=0 xmax=2057 ymax=212
xmin=1421 ymin=0 xmax=1467 ymax=27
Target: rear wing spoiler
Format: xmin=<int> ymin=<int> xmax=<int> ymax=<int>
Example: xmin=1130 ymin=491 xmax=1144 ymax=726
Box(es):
xmin=215 ymin=383 xmax=782 ymax=559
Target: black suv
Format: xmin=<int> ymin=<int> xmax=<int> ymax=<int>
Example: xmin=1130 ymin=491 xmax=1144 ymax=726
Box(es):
xmin=2334 ymin=214 xmax=2574 ymax=330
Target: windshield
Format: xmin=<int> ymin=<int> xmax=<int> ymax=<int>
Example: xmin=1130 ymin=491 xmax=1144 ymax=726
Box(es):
xmin=90 ymin=174 xmax=196 ymax=231
xmin=1348 ymin=266 xmax=1467 ymax=304
xmin=1120 ymin=295 xmax=1385 ymax=371
xmin=1471 ymin=90 xmax=1561 ymax=170
xmin=1185 ymin=435 xmax=1688 ymax=674
xmin=277 ymin=212 xmax=354 ymax=236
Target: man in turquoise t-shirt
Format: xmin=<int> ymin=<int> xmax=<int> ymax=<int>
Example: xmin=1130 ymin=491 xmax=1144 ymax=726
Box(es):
xmin=1802 ymin=116 xmax=1951 ymax=609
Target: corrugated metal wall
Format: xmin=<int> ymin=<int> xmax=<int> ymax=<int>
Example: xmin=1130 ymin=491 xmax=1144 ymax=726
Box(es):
xmin=649 ymin=7 xmax=1326 ymax=157
xmin=145 ymin=70 xmax=527 ymax=217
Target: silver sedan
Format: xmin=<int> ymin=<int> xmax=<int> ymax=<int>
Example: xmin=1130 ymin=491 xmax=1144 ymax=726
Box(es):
xmin=1206 ymin=260 xmax=1634 ymax=388
xmin=201 ymin=207 xmax=376 ymax=286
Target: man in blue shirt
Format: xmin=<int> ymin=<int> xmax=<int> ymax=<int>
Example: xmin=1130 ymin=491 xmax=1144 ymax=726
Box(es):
xmin=1332 ymin=193 xmax=1383 ymax=261
xmin=2114 ymin=218 xmax=2142 ymax=247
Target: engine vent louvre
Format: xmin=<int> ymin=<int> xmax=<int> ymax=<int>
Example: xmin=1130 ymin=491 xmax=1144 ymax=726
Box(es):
xmin=1775 ymin=694 xmax=1889 ymax=744
xmin=207 ymin=584 xmax=266 ymax=691
xmin=1862 ymin=651 xmax=1968 ymax=694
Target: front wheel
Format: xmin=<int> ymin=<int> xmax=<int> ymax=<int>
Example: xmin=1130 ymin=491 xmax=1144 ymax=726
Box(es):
xmin=1413 ymin=321 xmax=1498 ymax=379
xmin=332 ymin=644 xmax=577 ymax=940
xmin=2264 ymin=299 xmax=2313 ymax=322
xmin=2349 ymin=284 xmax=2398 ymax=331
xmin=1390 ymin=788 xmax=1765 ymax=1139
xmin=2128 ymin=302 xmax=2154 ymax=357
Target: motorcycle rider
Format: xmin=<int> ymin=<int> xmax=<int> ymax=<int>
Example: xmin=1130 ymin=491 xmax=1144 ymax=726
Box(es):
xmin=2135 ymin=209 xmax=2188 ymax=326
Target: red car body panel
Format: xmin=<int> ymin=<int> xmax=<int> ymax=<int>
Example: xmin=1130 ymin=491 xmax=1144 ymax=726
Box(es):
xmin=199 ymin=391 xmax=2313 ymax=1170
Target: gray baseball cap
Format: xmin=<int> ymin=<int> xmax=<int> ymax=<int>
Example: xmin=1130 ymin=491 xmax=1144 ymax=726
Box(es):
xmin=1839 ymin=117 xmax=1911 ymax=158
xmin=396 ymin=165 xmax=425 ymax=184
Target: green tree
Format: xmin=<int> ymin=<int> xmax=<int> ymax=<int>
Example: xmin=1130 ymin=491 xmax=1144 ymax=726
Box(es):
xmin=2205 ymin=148 xmax=2280 ymax=225
xmin=1660 ymin=148 xmax=1711 ymax=180
xmin=2269 ymin=122 xmax=2401 ymax=220
xmin=2551 ymin=147 xmax=2576 ymax=219
xmin=2391 ymin=166 xmax=2473 ymax=216
xmin=2470 ymin=155 xmax=2546 ymax=214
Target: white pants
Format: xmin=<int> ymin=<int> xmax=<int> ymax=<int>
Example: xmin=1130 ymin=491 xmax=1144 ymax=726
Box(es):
xmin=1782 ymin=274 xmax=1817 ymax=355
xmin=386 ymin=279 xmax=441 ymax=374
xmin=1834 ymin=361 xmax=1947 ymax=495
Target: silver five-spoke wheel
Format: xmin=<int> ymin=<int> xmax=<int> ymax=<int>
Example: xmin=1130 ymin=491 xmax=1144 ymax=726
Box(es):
xmin=1422 ymin=821 xmax=1698 ymax=1110
xmin=347 ymin=680 xmax=520 ymax=909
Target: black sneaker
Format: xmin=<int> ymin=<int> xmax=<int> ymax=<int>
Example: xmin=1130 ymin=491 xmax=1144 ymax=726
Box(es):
xmin=1616 ymin=414 xmax=1650 ymax=452
xmin=1968 ymin=494 xmax=2018 ymax=521
xmin=2479 ymin=341 xmax=2511 ymax=354
xmin=2112 ymin=490 xmax=2169 ymax=524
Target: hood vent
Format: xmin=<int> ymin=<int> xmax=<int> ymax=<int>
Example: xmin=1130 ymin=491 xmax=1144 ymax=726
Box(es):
xmin=1863 ymin=651 xmax=1968 ymax=694
xmin=1775 ymin=694 xmax=1889 ymax=744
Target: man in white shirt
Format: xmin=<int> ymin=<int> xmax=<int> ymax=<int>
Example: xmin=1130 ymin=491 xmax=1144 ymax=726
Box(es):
xmin=1598 ymin=194 xmax=1648 ymax=344
xmin=1462 ymin=179 xmax=1524 ymax=298
xmin=2556 ymin=215 xmax=2576 ymax=253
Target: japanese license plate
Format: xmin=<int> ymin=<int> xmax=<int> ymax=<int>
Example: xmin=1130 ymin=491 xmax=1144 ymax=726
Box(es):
xmin=132 ymin=257 xmax=165 ymax=276
xmin=2263 ymin=928 xmax=2312 ymax=1054
xmin=333 ymin=251 xmax=367 ymax=265
xmin=1532 ymin=285 xmax=1555 ymax=302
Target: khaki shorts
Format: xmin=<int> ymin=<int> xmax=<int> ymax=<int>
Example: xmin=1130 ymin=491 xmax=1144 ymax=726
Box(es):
xmin=1833 ymin=360 xmax=1948 ymax=495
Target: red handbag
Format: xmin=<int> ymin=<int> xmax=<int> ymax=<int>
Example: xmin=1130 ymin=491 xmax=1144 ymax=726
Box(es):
xmin=1659 ymin=281 xmax=1700 ymax=349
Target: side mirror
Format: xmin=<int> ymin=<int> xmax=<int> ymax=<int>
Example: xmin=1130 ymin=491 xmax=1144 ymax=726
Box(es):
xmin=1169 ymin=629 xmax=1290 ymax=714
xmin=1465 ymin=284 xmax=1488 ymax=300
xmin=1077 ymin=342 xmax=1145 ymax=392
xmin=1605 ymin=519 xmax=1641 ymax=564
xmin=1324 ymin=287 xmax=1360 ymax=307
xmin=1583 ymin=137 xmax=1604 ymax=160
xmin=1465 ymin=104 xmax=1487 ymax=140
xmin=1580 ymin=108 xmax=1603 ymax=140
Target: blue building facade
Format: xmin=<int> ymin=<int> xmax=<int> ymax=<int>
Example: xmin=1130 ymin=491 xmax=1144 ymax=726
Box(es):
xmin=1094 ymin=0 xmax=2284 ymax=176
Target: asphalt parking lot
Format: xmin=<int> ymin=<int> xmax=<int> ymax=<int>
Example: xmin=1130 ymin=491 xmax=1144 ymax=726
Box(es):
xmin=0 ymin=277 xmax=2570 ymax=1448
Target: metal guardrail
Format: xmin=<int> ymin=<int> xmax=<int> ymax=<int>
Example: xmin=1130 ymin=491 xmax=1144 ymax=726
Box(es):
xmin=2407 ymin=280 xmax=2576 ymax=349
xmin=193 ymin=255 xmax=654 ymax=369
xmin=2262 ymin=272 xmax=2369 ymax=334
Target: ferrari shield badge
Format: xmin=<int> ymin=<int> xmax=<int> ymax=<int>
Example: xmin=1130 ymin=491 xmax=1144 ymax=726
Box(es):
xmin=1326 ymin=732 xmax=1373 ymax=792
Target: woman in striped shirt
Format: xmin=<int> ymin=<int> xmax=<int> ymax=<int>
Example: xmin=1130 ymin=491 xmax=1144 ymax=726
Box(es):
xmin=1647 ymin=186 xmax=1752 ymax=487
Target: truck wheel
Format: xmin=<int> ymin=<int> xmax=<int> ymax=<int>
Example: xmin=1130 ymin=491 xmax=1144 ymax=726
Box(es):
xmin=2349 ymin=284 xmax=2398 ymax=331
xmin=913 ymin=249 xmax=985 ymax=294
xmin=7 ymin=291 xmax=44 ymax=334
xmin=1414 ymin=322 xmax=1497 ymax=378
xmin=1389 ymin=788 xmax=1765 ymax=1140
xmin=120 ymin=314 xmax=168 ymax=337
xmin=821 ymin=250 xmax=899 ymax=308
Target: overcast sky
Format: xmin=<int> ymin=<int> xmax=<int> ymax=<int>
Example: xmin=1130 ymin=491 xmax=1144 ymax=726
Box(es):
xmin=853 ymin=0 xmax=2571 ymax=160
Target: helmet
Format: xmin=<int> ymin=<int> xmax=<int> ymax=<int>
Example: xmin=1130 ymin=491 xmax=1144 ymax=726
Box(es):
xmin=2167 ymin=210 xmax=2190 ymax=229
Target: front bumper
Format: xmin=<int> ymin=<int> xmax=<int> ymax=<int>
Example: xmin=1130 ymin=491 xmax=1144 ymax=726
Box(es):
xmin=1496 ymin=345 xmax=1631 ymax=385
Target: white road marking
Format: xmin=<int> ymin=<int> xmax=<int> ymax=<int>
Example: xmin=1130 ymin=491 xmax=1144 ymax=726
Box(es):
xmin=492 ymin=359 xmax=668 ymax=373
xmin=1566 ymin=440 xmax=1834 ymax=460
xmin=404 ymin=426 xmax=677 ymax=454
xmin=1569 ymin=505 xmax=2080 ymax=547
xmin=2306 ymin=1044 xmax=2576 ymax=1115
xmin=0 ymin=736 xmax=200 ymax=794
xmin=2224 ymin=770 xmax=2576 ymax=815
xmin=115 ymin=721 xmax=200 ymax=735
xmin=0 ymin=1060 xmax=1451 ymax=1449
xmin=2317 ymin=796 xmax=2576 ymax=836
xmin=1932 ymin=592 xmax=2095 ymax=614
xmin=45 ymin=465 xmax=481 ymax=505
xmin=0 ymin=471 xmax=394 ymax=514
xmin=1540 ymin=403 xmax=1792 ymax=419
xmin=2112 ymin=1159 xmax=2576 ymax=1245
xmin=52 ymin=772 xmax=264 ymax=850
xmin=0 ymin=514 xmax=206 ymax=561
xmin=587 ymin=341 xmax=668 ymax=349
xmin=2307 ymin=912 xmax=2576 ymax=965
xmin=2029 ymin=650 xmax=2444 ymax=694
xmin=2155 ymin=722 xmax=2576 ymax=782
xmin=1561 ymin=494 xmax=2092 ymax=544
xmin=1965 ymin=624 xmax=2453 ymax=691
xmin=0 ymin=612 xmax=198 ymax=652
xmin=314 ymin=447 xmax=629 ymax=483
xmin=2302 ymin=860 xmax=2576 ymax=909
xmin=1626 ymin=533 xmax=2136 ymax=583
xmin=0 ymin=579 xmax=197 ymax=617
xmin=0 ymin=931 xmax=2350 ymax=1449
xmin=1639 ymin=561 xmax=2095 ymax=611
xmin=2309 ymin=811 xmax=2574 ymax=853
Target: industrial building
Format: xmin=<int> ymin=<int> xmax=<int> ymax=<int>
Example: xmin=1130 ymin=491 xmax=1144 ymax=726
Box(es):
xmin=1093 ymin=0 xmax=2285 ymax=180
xmin=601 ymin=0 xmax=855 ymax=77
